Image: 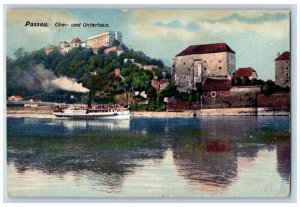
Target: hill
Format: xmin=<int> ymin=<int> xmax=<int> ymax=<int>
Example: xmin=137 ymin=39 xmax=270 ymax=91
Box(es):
xmin=7 ymin=44 xmax=171 ymax=108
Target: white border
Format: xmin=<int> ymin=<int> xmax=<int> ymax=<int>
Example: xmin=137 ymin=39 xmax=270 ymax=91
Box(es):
xmin=1 ymin=1 xmax=299 ymax=206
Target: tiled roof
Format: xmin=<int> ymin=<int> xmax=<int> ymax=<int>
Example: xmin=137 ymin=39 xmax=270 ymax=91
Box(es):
xmin=71 ymin=38 xmax=82 ymax=43
xmin=233 ymin=67 xmax=256 ymax=78
xmin=176 ymin=43 xmax=235 ymax=57
xmin=275 ymin=51 xmax=290 ymax=61
xmin=203 ymin=78 xmax=232 ymax=91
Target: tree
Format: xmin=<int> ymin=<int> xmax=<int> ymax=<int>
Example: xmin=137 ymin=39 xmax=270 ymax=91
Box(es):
xmin=112 ymin=39 xmax=121 ymax=47
xmin=241 ymin=77 xmax=250 ymax=86
xmin=13 ymin=47 xmax=25 ymax=58
xmin=232 ymin=77 xmax=242 ymax=86
xmin=261 ymin=80 xmax=276 ymax=95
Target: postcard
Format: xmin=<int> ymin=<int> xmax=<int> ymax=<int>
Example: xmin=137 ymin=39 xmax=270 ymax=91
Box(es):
xmin=6 ymin=8 xmax=291 ymax=198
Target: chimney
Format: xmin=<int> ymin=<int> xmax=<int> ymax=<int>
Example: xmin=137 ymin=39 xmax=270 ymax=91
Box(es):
xmin=88 ymin=92 xmax=92 ymax=108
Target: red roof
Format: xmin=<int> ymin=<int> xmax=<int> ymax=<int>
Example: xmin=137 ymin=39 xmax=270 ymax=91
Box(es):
xmin=233 ymin=67 xmax=256 ymax=78
xmin=202 ymin=78 xmax=232 ymax=91
xmin=176 ymin=43 xmax=235 ymax=57
xmin=71 ymin=38 xmax=82 ymax=43
xmin=275 ymin=51 xmax=290 ymax=61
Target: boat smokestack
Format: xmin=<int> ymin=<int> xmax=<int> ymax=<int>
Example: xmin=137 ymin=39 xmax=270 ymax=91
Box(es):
xmin=88 ymin=92 xmax=92 ymax=108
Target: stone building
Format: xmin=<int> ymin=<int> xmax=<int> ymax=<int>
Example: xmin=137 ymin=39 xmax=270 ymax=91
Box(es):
xmin=44 ymin=45 xmax=55 ymax=55
xmin=151 ymin=79 xmax=169 ymax=91
xmin=70 ymin=38 xmax=82 ymax=49
xmin=202 ymin=78 xmax=232 ymax=98
xmin=60 ymin=41 xmax=70 ymax=54
xmin=275 ymin=51 xmax=290 ymax=87
xmin=172 ymin=43 xmax=236 ymax=92
xmin=233 ymin=67 xmax=258 ymax=80
xmin=86 ymin=31 xmax=122 ymax=50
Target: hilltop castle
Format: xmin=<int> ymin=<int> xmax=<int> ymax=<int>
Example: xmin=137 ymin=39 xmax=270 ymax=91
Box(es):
xmin=59 ymin=31 xmax=122 ymax=54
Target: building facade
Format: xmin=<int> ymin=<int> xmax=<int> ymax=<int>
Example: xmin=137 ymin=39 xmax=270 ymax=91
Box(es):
xmin=275 ymin=51 xmax=290 ymax=88
xmin=70 ymin=38 xmax=82 ymax=49
xmin=60 ymin=41 xmax=70 ymax=54
xmin=172 ymin=43 xmax=236 ymax=92
xmin=233 ymin=67 xmax=258 ymax=80
xmin=86 ymin=31 xmax=122 ymax=50
xmin=202 ymin=78 xmax=232 ymax=98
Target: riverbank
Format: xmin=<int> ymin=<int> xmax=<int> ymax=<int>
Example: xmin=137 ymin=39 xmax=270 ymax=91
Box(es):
xmin=133 ymin=108 xmax=289 ymax=117
xmin=6 ymin=106 xmax=289 ymax=118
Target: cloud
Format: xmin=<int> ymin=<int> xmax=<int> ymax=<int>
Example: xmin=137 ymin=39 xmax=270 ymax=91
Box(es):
xmin=206 ymin=12 xmax=289 ymax=24
xmin=153 ymin=20 xmax=200 ymax=31
xmin=130 ymin=10 xmax=289 ymax=39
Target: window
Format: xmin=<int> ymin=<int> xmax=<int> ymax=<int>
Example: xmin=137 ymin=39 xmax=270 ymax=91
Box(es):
xmin=286 ymin=61 xmax=288 ymax=64
xmin=219 ymin=67 xmax=222 ymax=70
xmin=286 ymin=67 xmax=289 ymax=70
xmin=219 ymin=60 xmax=222 ymax=63
xmin=286 ymin=80 xmax=289 ymax=83
xmin=286 ymin=73 xmax=289 ymax=77
xmin=183 ymin=62 xmax=185 ymax=65
xmin=211 ymin=92 xmax=216 ymax=97
xmin=204 ymin=67 xmax=207 ymax=71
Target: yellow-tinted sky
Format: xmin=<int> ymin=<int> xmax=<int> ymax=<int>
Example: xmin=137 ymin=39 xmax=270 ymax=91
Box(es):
xmin=6 ymin=9 xmax=290 ymax=80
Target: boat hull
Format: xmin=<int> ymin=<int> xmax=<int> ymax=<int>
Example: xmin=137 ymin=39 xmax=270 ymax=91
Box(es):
xmin=53 ymin=111 xmax=131 ymax=119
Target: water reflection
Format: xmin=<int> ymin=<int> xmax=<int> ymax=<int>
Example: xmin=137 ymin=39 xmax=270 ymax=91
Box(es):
xmin=7 ymin=117 xmax=290 ymax=196
xmin=171 ymin=116 xmax=290 ymax=193
xmin=173 ymin=140 xmax=237 ymax=192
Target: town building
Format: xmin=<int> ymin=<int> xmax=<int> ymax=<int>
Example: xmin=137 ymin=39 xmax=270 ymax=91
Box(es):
xmin=151 ymin=79 xmax=169 ymax=91
xmin=60 ymin=41 xmax=70 ymax=54
xmin=275 ymin=51 xmax=290 ymax=87
xmin=44 ymin=46 xmax=55 ymax=55
xmin=104 ymin=45 xmax=124 ymax=56
xmin=233 ymin=67 xmax=258 ymax=80
xmin=86 ymin=31 xmax=122 ymax=50
xmin=70 ymin=38 xmax=82 ymax=49
xmin=143 ymin=65 xmax=159 ymax=71
xmin=172 ymin=43 xmax=236 ymax=92
xmin=202 ymin=78 xmax=232 ymax=98
xmin=8 ymin=95 xmax=23 ymax=102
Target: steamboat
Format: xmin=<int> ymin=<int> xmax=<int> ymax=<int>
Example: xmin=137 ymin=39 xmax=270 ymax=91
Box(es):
xmin=52 ymin=93 xmax=131 ymax=119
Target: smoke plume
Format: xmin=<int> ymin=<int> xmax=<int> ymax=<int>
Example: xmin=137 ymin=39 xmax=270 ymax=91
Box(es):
xmin=50 ymin=77 xmax=90 ymax=93
xmin=19 ymin=64 xmax=90 ymax=93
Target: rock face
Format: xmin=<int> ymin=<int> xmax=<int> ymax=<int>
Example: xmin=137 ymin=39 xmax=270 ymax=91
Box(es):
xmin=172 ymin=43 xmax=236 ymax=92
xmin=275 ymin=51 xmax=290 ymax=88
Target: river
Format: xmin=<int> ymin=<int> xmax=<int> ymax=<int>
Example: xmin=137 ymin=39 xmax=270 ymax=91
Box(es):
xmin=6 ymin=116 xmax=290 ymax=197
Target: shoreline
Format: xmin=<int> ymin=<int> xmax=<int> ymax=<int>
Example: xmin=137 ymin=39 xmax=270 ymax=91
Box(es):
xmin=7 ymin=107 xmax=289 ymax=119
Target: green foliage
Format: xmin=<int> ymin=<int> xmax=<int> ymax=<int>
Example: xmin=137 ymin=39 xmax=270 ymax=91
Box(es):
xmin=111 ymin=39 xmax=121 ymax=47
xmin=13 ymin=47 xmax=25 ymax=58
xmin=261 ymin=80 xmax=290 ymax=95
xmin=7 ymin=44 xmax=168 ymax=105
xmin=241 ymin=77 xmax=250 ymax=86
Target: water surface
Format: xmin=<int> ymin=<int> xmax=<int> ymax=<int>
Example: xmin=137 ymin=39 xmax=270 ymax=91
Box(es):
xmin=7 ymin=116 xmax=290 ymax=197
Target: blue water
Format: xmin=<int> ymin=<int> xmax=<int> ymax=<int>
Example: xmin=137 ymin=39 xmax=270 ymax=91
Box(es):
xmin=7 ymin=116 xmax=290 ymax=197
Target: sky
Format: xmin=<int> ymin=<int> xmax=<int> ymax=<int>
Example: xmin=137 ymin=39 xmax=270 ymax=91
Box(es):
xmin=6 ymin=9 xmax=290 ymax=81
